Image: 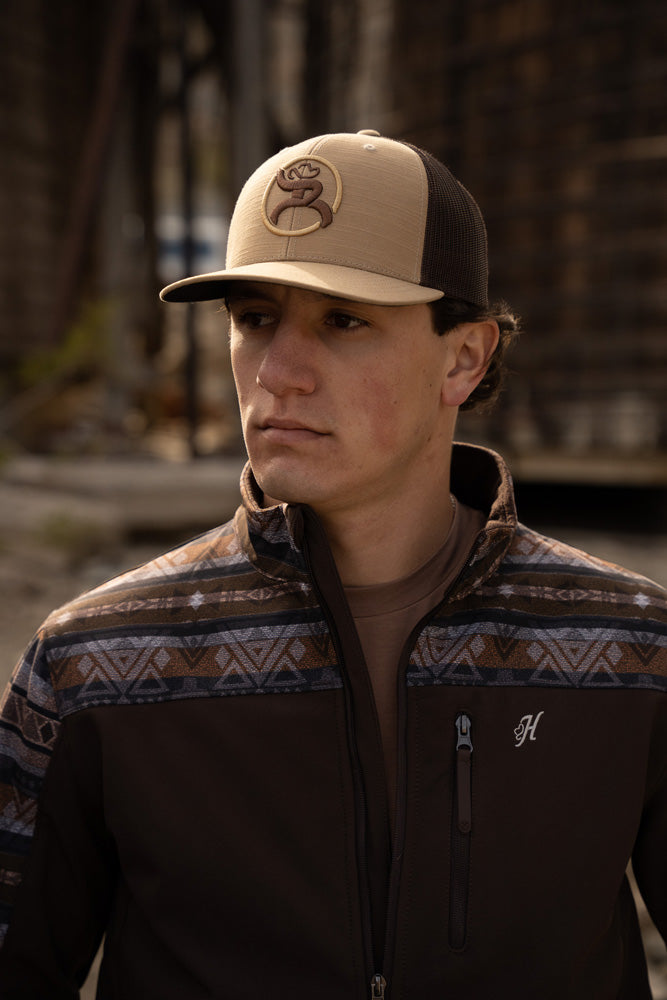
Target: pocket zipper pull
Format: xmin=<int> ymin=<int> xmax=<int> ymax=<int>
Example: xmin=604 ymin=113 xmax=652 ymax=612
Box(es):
xmin=455 ymin=713 xmax=473 ymax=834
xmin=456 ymin=712 xmax=473 ymax=751
xmin=370 ymin=973 xmax=387 ymax=998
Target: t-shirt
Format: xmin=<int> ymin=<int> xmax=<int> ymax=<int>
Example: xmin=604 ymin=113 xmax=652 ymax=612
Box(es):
xmin=344 ymin=498 xmax=486 ymax=826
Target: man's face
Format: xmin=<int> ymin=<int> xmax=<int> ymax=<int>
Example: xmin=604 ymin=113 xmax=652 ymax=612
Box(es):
xmin=228 ymin=282 xmax=457 ymax=520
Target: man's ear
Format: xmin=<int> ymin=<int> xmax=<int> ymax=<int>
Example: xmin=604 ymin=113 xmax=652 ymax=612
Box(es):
xmin=441 ymin=321 xmax=499 ymax=408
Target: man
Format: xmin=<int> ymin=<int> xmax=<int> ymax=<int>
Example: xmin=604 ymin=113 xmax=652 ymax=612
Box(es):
xmin=0 ymin=130 xmax=665 ymax=998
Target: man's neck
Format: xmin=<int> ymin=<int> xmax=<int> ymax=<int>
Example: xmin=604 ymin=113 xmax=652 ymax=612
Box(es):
xmin=315 ymin=483 xmax=455 ymax=587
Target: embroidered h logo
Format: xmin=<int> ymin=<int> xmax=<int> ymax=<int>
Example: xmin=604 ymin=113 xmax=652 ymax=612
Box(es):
xmin=514 ymin=711 xmax=544 ymax=748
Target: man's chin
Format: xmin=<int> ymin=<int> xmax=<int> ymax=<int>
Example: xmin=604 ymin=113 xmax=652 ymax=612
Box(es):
xmin=251 ymin=467 xmax=304 ymax=508
xmin=254 ymin=475 xmax=325 ymax=510
xmin=250 ymin=457 xmax=312 ymax=507
xmin=261 ymin=492 xmax=283 ymax=509
xmin=249 ymin=453 xmax=344 ymax=513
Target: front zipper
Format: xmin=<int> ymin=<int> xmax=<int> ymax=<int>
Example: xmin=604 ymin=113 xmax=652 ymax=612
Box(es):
xmin=449 ymin=712 xmax=473 ymax=950
xmin=301 ymin=523 xmax=381 ymax=989
xmin=302 ymin=510 xmax=480 ymax=995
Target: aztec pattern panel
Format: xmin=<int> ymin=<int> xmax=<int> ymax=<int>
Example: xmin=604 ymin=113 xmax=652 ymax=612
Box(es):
xmin=409 ymin=525 xmax=667 ymax=691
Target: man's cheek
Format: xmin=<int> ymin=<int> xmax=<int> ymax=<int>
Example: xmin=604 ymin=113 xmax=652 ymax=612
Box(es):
xmin=356 ymin=379 xmax=402 ymax=449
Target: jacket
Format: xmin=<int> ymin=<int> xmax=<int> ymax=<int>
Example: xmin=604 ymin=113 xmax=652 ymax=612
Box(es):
xmin=0 ymin=443 xmax=665 ymax=998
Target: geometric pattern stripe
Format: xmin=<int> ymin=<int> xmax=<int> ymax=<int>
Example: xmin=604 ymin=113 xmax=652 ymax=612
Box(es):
xmin=408 ymin=628 xmax=667 ymax=691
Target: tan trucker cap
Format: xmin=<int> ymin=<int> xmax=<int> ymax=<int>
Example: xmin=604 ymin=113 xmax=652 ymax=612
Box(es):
xmin=160 ymin=130 xmax=489 ymax=307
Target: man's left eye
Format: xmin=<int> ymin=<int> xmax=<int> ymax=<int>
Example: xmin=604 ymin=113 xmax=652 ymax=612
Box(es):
xmin=326 ymin=312 xmax=367 ymax=330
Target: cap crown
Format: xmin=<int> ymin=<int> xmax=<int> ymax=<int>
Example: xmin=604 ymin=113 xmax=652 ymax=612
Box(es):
xmin=160 ymin=131 xmax=488 ymax=307
xmin=230 ymin=133 xmax=429 ymax=286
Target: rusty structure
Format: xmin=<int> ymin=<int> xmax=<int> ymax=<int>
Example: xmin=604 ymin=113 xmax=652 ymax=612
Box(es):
xmin=391 ymin=0 xmax=667 ymax=477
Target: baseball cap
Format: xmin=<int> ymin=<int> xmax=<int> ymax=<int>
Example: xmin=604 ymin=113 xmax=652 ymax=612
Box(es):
xmin=160 ymin=130 xmax=489 ymax=307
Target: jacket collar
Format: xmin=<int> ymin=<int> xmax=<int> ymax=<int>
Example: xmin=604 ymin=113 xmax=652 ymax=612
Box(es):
xmin=234 ymin=463 xmax=310 ymax=580
xmin=448 ymin=443 xmax=517 ymax=599
xmin=236 ymin=443 xmax=518 ymax=590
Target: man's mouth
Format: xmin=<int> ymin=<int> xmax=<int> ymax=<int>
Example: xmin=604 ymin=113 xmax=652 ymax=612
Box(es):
xmin=259 ymin=418 xmax=327 ymax=442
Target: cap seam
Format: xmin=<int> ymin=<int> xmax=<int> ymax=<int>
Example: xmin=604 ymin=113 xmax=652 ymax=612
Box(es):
xmin=414 ymin=153 xmax=428 ymax=285
xmin=284 ymin=136 xmax=329 ymax=257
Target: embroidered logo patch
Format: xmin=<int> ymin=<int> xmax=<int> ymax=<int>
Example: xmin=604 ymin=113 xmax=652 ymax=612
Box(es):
xmin=514 ymin=711 xmax=544 ymax=747
xmin=261 ymin=155 xmax=342 ymax=236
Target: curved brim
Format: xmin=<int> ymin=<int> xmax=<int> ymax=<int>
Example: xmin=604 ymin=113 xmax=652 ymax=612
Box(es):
xmin=159 ymin=261 xmax=444 ymax=306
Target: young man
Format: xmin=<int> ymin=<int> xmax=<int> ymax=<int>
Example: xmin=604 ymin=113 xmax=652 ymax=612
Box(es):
xmin=0 ymin=131 xmax=665 ymax=999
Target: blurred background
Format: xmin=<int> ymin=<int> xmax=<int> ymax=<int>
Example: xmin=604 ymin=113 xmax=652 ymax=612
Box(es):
xmin=1 ymin=1 xmax=667 ymax=991
xmin=3 ymin=0 xmax=666 ymax=581
xmin=1 ymin=0 xmax=666 ymax=470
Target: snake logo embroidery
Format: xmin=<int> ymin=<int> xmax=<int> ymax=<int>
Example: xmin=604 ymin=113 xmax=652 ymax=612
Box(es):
xmin=261 ymin=155 xmax=342 ymax=236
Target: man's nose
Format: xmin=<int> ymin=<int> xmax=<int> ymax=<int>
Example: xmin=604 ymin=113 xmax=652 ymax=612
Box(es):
xmin=256 ymin=322 xmax=317 ymax=396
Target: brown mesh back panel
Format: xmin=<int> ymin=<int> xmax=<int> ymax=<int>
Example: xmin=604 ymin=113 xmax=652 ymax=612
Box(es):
xmin=406 ymin=144 xmax=489 ymax=306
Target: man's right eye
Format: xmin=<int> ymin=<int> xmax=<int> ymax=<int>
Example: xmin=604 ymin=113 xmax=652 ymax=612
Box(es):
xmin=234 ymin=309 xmax=274 ymax=329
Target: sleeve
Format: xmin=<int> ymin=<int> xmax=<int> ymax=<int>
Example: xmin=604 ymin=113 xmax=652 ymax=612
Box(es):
xmin=632 ymin=694 xmax=667 ymax=948
xmin=0 ymin=634 xmax=114 ymax=996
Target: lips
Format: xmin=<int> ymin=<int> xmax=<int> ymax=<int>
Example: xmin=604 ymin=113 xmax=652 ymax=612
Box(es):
xmin=258 ymin=417 xmax=328 ymax=443
xmin=261 ymin=418 xmax=318 ymax=431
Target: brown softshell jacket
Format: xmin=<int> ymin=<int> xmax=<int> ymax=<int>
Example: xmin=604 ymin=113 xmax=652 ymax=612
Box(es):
xmin=0 ymin=444 xmax=666 ymax=998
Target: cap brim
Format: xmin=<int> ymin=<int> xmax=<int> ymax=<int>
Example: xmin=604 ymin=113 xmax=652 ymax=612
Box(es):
xmin=159 ymin=261 xmax=444 ymax=306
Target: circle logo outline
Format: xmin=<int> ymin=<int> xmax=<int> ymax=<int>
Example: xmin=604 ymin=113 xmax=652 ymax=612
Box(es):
xmin=261 ymin=155 xmax=343 ymax=237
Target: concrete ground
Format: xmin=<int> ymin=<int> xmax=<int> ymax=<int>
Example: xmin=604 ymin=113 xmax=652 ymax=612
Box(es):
xmin=0 ymin=456 xmax=665 ymax=997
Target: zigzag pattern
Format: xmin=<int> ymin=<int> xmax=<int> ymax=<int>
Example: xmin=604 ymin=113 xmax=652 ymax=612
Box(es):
xmin=409 ymin=624 xmax=667 ymax=690
xmin=406 ymin=519 xmax=667 ymax=691
xmin=47 ymin=624 xmax=340 ymax=715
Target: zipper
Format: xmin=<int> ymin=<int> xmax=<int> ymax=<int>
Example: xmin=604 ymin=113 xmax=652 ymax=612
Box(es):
xmin=378 ymin=557 xmax=484 ymax=990
xmin=301 ymin=509 xmax=479 ymax=994
xmin=370 ymin=973 xmax=387 ymax=998
xmin=375 ymin=638 xmax=411 ymax=994
xmin=449 ymin=712 xmax=473 ymax=950
xmin=301 ymin=521 xmax=382 ymax=987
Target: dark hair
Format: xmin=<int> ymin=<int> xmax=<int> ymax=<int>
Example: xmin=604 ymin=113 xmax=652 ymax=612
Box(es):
xmin=429 ymin=297 xmax=520 ymax=411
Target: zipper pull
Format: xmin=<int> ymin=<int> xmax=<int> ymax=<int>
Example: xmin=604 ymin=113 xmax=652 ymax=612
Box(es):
xmin=456 ymin=712 xmax=473 ymax=751
xmin=370 ymin=973 xmax=387 ymax=998
xmin=455 ymin=713 xmax=473 ymax=834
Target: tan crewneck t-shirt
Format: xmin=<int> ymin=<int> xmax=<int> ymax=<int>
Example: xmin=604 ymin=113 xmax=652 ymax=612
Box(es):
xmin=344 ymin=498 xmax=485 ymax=825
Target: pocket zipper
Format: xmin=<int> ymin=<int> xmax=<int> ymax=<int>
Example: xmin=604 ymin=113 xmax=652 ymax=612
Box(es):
xmin=449 ymin=712 xmax=473 ymax=950
xmin=370 ymin=973 xmax=387 ymax=998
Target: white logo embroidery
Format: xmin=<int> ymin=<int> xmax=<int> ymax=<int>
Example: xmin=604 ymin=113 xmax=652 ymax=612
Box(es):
xmin=514 ymin=711 xmax=544 ymax=747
